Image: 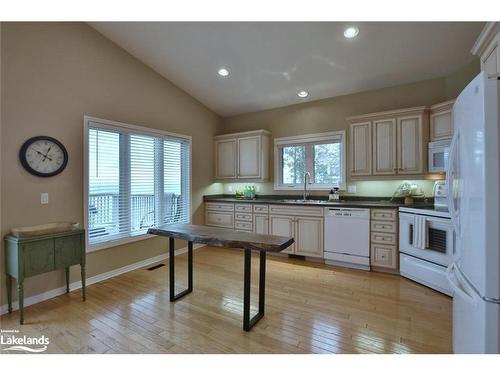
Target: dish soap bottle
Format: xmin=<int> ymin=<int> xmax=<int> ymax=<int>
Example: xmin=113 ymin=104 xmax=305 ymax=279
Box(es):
xmin=329 ymin=188 xmax=335 ymax=201
xmin=333 ymin=187 xmax=340 ymax=201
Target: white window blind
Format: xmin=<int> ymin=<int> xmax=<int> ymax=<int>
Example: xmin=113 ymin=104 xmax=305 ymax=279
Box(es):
xmin=86 ymin=118 xmax=191 ymax=249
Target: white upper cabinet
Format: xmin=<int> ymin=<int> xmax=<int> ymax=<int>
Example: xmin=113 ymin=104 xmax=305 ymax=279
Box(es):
xmin=430 ymin=100 xmax=455 ymax=141
xmin=347 ymin=107 xmax=429 ymax=178
xmin=215 ymin=139 xmax=237 ymax=179
xmin=350 ymin=122 xmax=372 ymax=176
xmin=372 ymin=118 xmax=397 ymax=175
xmin=472 ymin=22 xmax=500 ymax=76
xmin=397 ymin=114 xmax=425 ymax=174
xmin=214 ymin=130 xmax=270 ymax=181
xmin=237 ymin=136 xmax=261 ymax=178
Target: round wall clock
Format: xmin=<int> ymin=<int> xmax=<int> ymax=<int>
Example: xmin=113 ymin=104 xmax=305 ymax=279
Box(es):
xmin=19 ymin=136 xmax=68 ymax=177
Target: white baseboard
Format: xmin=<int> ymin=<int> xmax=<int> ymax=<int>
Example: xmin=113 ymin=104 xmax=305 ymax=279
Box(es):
xmin=0 ymin=244 xmax=205 ymax=316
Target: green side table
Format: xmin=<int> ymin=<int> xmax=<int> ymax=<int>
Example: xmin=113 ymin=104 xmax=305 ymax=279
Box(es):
xmin=4 ymin=228 xmax=86 ymax=324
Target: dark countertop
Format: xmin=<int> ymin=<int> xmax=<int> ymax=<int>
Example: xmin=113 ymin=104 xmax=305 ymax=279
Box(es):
xmin=203 ymin=194 xmax=434 ymax=209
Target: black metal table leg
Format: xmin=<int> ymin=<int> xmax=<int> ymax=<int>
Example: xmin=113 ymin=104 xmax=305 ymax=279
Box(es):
xmin=243 ymin=249 xmax=266 ymax=331
xmin=169 ymin=238 xmax=193 ymax=302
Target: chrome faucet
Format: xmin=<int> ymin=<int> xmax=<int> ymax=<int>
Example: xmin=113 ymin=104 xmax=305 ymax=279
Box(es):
xmin=303 ymin=171 xmax=311 ymax=201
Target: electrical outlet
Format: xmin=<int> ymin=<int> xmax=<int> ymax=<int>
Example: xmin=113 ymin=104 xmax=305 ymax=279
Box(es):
xmin=41 ymin=193 xmax=49 ymax=204
xmin=347 ymin=185 xmax=357 ymax=194
xmin=228 ymin=185 xmax=234 ymax=193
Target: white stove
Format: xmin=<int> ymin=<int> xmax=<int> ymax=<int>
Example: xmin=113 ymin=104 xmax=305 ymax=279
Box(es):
xmin=399 ymin=196 xmax=454 ymax=296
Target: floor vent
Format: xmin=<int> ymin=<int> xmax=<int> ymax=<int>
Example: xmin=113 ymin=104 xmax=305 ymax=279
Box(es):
xmin=147 ymin=263 xmax=166 ymax=271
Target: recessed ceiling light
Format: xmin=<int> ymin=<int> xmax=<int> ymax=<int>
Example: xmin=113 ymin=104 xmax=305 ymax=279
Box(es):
xmin=343 ymin=26 xmax=359 ymax=39
xmin=297 ymin=90 xmax=309 ymax=98
xmin=218 ymin=68 xmax=230 ymax=77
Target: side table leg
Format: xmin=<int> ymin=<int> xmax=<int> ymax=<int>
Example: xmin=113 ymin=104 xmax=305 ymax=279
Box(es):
xmin=18 ymin=282 xmax=24 ymax=325
xmin=65 ymin=267 xmax=70 ymax=293
xmin=81 ymin=264 xmax=86 ymax=301
xmin=6 ymin=274 xmax=12 ymax=313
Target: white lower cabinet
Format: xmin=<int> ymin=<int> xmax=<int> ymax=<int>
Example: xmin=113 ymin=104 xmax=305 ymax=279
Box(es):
xmin=269 ymin=215 xmax=295 ymax=254
xmin=295 ymin=216 xmax=323 ymax=258
xmin=269 ymin=211 xmax=323 ymax=258
xmin=253 ymin=214 xmax=269 ymax=235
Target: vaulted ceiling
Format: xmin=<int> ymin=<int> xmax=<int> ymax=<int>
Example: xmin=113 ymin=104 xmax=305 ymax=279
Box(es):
xmin=90 ymin=22 xmax=484 ymax=117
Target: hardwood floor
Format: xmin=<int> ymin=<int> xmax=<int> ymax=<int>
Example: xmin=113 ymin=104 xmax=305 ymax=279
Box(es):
xmin=0 ymin=247 xmax=452 ymax=354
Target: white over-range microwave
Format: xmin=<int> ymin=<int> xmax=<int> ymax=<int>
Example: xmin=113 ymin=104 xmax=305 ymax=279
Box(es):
xmin=428 ymin=139 xmax=450 ymax=173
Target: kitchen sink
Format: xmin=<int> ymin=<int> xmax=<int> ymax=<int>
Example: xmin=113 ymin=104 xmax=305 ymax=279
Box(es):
xmin=279 ymin=199 xmax=331 ymax=204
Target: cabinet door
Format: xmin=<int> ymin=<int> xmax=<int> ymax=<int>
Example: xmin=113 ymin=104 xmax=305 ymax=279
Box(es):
xmin=372 ymin=118 xmax=397 ymax=175
xmin=237 ymin=136 xmax=261 ymax=178
xmin=254 ymin=214 xmax=269 ymax=235
xmin=371 ymin=244 xmax=397 ymax=269
xmin=430 ymin=110 xmax=453 ymax=141
xmin=295 ymin=216 xmax=324 ymax=258
xmin=350 ymin=122 xmax=372 ymax=176
xmin=397 ymin=115 xmax=423 ymax=174
xmin=215 ymin=139 xmax=237 ymax=179
xmin=483 ymin=44 xmax=499 ymax=75
xmin=269 ymin=215 xmax=295 ymax=254
xmin=23 ymin=239 xmax=55 ymax=277
xmin=55 ymin=235 xmax=83 ymax=268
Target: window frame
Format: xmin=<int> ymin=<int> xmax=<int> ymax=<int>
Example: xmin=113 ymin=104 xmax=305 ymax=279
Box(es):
xmin=83 ymin=115 xmax=192 ymax=252
xmin=273 ymin=130 xmax=346 ymax=191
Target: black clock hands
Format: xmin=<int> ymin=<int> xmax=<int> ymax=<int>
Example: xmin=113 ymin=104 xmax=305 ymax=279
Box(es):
xmin=42 ymin=146 xmax=52 ymax=161
xmin=35 ymin=149 xmax=53 ymax=162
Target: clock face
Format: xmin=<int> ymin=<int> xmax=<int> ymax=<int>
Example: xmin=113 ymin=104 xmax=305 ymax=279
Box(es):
xmin=20 ymin=136 xmax=68 ymax=177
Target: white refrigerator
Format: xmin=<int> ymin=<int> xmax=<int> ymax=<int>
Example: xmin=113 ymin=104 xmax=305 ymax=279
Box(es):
xmin=446 ymin=71 xmax=500 ymax=353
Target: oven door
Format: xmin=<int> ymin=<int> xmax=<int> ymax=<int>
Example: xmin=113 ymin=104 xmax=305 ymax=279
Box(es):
xmin=399 ymin=213 xmax=454 ymax=266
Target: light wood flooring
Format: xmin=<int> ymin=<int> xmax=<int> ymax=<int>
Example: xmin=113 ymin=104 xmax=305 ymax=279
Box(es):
xmin=0 ymin=247 xmax=452 ymax=354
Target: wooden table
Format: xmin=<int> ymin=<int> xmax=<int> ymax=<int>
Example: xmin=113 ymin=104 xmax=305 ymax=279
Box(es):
xmin=148 ymin=224 xmax=294 ymax=331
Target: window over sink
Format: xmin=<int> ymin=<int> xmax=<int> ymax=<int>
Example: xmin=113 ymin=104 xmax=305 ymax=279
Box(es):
xmin=274 ymin=131 xmax=346 ymax=191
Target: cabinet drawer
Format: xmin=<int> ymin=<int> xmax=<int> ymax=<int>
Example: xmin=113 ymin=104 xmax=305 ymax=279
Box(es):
xmin=55 ymin=235 xmax=83 ymax=268
xmin=371 ymin=244 xmax=397 ymax=269
xmin=371 ymin=220 xmax=397 ymax=233
xmin=253 ymin=204 xmax=269 ymax=213
xmin=205 ymin=202 xmax=234 ymax=212
xmin=235 ymin=221 xmax=253 ymax=231
xmin=235 ymin=212 xmax=253 ymax=222
xmin=269 ymin=205 xmax=323 ymax=217
xmin=235 ymin=204 xmax=253 ymax=213
xmin=370 ymin=231 xmax=397 ymax=245
xmin=206 ymin=211 xmax=234 ymax=228
xmin=23 ymin=239 xmax=55 ymax=277
xmin=371 ymin=209 xmax=397 ymax=221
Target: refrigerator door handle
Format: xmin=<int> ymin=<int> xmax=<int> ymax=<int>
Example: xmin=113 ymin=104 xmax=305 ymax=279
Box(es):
xmin=446 ymin=263 xmax=478 ymax=307
xmin=446 ymin=130 xmax=460 ymax=237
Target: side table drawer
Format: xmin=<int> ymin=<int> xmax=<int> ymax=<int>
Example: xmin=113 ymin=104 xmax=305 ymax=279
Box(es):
xmin=23 ymin=239 xmax=55 ymax=277
xmin=55 ymin=235 xmax=83 ymax=268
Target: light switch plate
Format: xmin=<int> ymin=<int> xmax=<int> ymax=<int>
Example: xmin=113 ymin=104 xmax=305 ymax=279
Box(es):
xmin=347 ymin=185 xmax=357 ymax=194
xmin=41 ymin=193 xmax=49 ymax=204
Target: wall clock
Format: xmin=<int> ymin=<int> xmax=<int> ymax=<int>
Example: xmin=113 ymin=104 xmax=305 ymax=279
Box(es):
xmin=19 ymin=136 xmax=68 ymax=177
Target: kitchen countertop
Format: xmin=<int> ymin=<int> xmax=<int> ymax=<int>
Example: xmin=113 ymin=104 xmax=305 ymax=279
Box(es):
xmin=203 ymin=194 xmax=434 ymax=209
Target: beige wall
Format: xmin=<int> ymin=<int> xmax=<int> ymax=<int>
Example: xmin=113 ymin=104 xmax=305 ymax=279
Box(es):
xmin=0 ymin=22 xmax=223 ymax=307
xmin=221 ymin=61 xmax=480 ymax=197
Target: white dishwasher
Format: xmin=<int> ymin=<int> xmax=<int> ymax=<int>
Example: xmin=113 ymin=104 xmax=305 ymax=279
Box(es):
xmin=324 ymin=208 xmax=370 ymax=270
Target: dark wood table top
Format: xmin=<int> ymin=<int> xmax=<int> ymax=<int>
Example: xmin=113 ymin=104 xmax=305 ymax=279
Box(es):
xmin=148 ymin=224 xmax=294 ymax=252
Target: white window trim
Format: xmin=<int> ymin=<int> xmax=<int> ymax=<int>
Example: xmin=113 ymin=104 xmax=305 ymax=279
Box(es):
xmin=273 ymin=130 xmax=346 ymax=191
xmin=83 ymin=115 xmax=192 ymax=253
